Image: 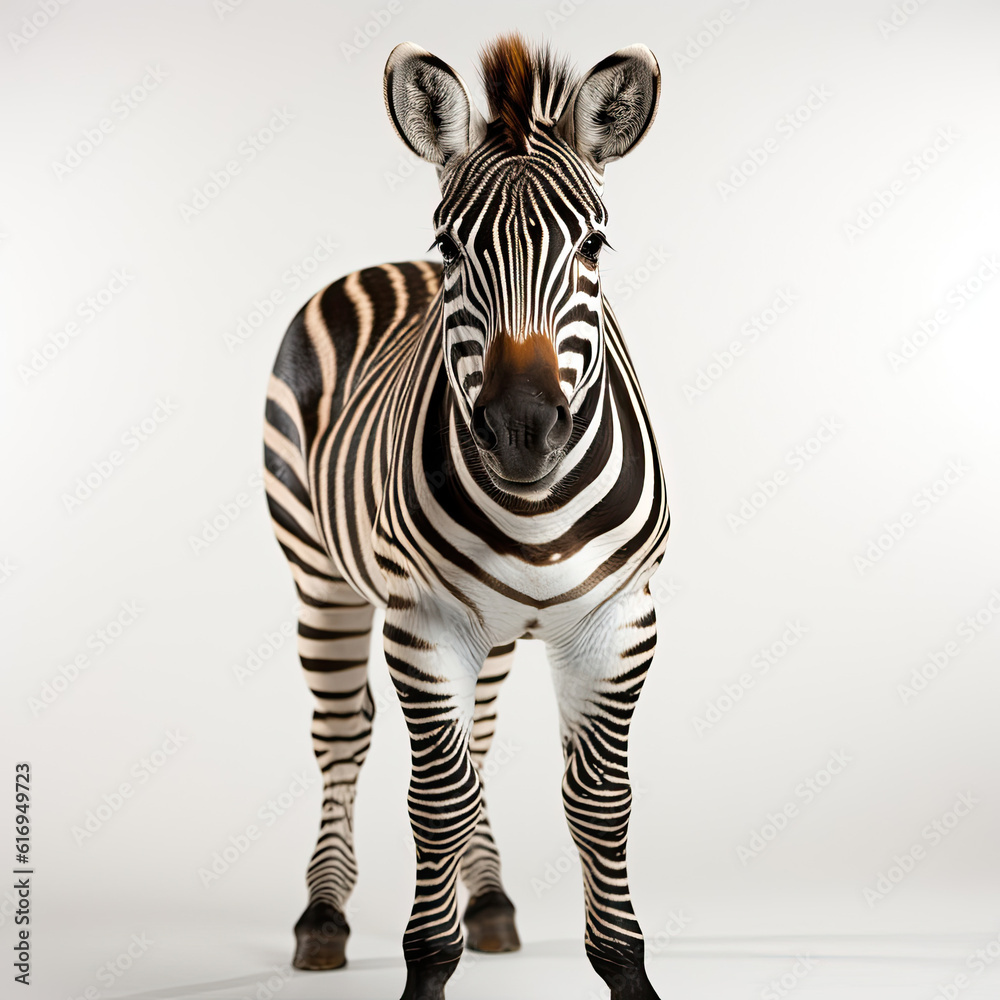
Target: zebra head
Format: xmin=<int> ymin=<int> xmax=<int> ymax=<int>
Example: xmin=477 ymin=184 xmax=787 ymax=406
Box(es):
xmin=384 ymin=34 xmax=659 ymax=490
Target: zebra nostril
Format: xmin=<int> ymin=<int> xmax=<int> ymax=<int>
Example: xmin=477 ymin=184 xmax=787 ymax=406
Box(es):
xmin=471 ymin=405 xmax=498 ymax=451
xmin=547 ymin=403 xmax=572 ymax=450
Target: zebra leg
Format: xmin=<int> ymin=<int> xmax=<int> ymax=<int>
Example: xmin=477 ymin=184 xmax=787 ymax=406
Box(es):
xmin=290 ymin=578 xmax=376 ymax=971
xmin=461 ymin=641 xmax=520 ymax=954
xmin=384 ymin=607 xmax=488 ymax=1000
xmin=548 ymin=586 xmax=661 ymax=1000
xmin=264 ymin=373 xmax=375 ymax=968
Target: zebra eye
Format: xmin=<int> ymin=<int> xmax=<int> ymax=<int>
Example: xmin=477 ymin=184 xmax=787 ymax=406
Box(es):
xmin=435 ymin=233 xmax=461 ymax=267
xmin=578 ymin=232 xmax=607 ymax=264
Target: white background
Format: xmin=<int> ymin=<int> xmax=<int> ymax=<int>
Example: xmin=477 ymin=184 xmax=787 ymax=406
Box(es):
xmin=2 ymin=1 xmax=999 ymax=997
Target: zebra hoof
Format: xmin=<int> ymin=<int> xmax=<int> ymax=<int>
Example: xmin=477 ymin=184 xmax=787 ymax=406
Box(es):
xmin=292 ymin=900 xmax=349 ymax=970
xmin=590 ymin=955 xmax=661 ymax=1000
xmin=400 ymin=949 xmax=462 ymax=1000
xmin=463 ymin=890 xmax=521 ymax=953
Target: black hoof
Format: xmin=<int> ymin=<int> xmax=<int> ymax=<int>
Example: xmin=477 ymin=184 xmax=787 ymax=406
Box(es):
xmin=400 ymin=949 xmax=462 ymax=1000
xmin=463 ymin=890 xmax=521 ymax=953
xmin=292 ymin=900 xmax=349 ymax=970
xmin=590 ymin=954 xmax=660 ymax=1000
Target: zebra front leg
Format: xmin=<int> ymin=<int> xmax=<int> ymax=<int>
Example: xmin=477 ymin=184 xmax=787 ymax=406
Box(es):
xmin=291 ymin=580 xmax=376 ymax=972
xmin=548 ymin=586 xmax=662 ymax=1000
xmin=462 ymin=641 xmax=520 ymax=953
xmin=385 ymin=606 xmax=488 ymax=1000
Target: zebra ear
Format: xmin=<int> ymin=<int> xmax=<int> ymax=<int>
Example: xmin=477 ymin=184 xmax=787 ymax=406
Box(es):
xmin=384 ymin=42 xmax=486 ymax=167
xmin=562 ymin=44 xmax=660 ymax=168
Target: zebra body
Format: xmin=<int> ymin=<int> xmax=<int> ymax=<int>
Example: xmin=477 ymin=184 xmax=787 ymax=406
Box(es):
xmin=263 ymin=33 xmax=669 ymax=1000
xmin=270 ymin=263 xmax=667 ymax=634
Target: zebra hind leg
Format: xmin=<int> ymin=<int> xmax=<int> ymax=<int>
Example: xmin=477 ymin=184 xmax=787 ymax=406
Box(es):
xmin=461 ymin=642 xmax=520 ymax=953
xmin=290 ymin=578 xmax=376 ymax=971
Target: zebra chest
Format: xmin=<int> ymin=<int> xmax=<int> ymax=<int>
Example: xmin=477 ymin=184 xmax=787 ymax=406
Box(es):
xmin=369 ymin=487 xmax=662 ymax=639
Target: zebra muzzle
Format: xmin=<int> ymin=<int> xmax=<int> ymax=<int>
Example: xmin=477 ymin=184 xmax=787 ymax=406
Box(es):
xmin=471 ymin=333 xmax=572 ymax=484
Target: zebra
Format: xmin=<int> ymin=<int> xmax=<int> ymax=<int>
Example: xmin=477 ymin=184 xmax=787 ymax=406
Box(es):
xmin=262 ymin=32 xmax=669 ymax=1000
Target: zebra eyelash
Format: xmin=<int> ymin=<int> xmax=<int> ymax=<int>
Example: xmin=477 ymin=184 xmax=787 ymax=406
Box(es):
xmin=430 ymin=232 xmax=462 ymax=269
xmin=578 ymin=231 xmax=611 ymax=265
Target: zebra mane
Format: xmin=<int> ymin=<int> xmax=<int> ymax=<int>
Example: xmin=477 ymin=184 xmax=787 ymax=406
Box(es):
xmin=479 ymin=32 xmax=577 ymax=153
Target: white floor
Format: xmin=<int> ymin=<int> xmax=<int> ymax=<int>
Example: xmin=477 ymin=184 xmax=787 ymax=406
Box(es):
xmin=61 ymin=933 xmax=1000 ymax=1000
